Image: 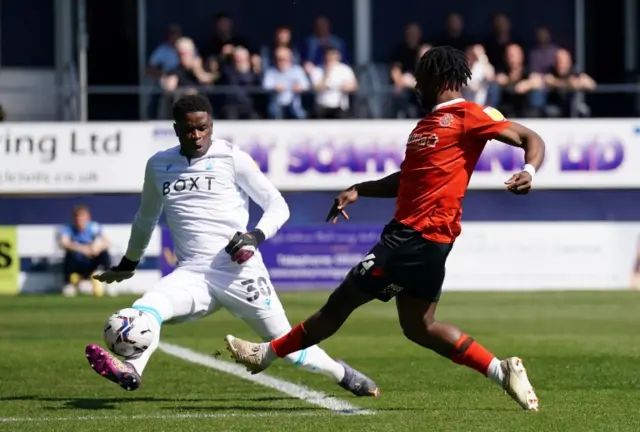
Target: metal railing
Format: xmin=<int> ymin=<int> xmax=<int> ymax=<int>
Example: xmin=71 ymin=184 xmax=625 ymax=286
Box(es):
xmin=0 ymin=82 xmax=637 ymax=121
xmin=0 ymin=83 xmax=638 ymax=96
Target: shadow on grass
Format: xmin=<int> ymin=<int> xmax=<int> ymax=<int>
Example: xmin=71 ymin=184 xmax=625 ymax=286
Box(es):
xmin=0 ymin=395 xmax=299 ymax=411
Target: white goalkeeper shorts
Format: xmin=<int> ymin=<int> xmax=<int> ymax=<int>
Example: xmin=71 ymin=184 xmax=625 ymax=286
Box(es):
xmin=132 ymin=255 xmax=293 ymax=340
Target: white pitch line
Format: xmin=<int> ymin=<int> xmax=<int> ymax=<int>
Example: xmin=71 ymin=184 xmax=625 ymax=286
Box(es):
xmin=158 ymin=342 xmax=374 ymax=416
xmin=0 ymin=412 xmax=318 ymax=423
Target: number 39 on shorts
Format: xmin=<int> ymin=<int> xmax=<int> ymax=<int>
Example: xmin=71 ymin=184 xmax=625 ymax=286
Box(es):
xmin=241 ymin=277 xmax=272 ymax=302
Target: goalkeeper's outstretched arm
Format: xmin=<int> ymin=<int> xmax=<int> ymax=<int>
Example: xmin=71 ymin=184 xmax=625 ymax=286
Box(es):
xmin=124 ymin=158 xmax=164 ymax=263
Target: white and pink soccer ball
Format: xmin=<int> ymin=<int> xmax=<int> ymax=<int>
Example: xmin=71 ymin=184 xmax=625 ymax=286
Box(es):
xmin=103 ymin=308 xmax=154 ymax=358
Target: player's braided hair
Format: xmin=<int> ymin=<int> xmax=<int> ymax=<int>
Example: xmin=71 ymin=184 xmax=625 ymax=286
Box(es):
xmin=414 ymin=45 xmax=471 ymax=93
xmin=172 ymin=94 xmax=213 ymax=121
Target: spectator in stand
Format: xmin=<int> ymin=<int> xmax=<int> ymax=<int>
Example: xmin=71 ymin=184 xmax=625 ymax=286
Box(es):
xmin=389 ymin=23 xmax=426 ymax=118
xmin=463 ymin=44 xmax=495 ymax=106
xmin=303 ymin=16 xmax=347 ymax=67
xmin=204 ymin=12 xmax=260 ymax=69
xmin=390 ymin=23 xmax=424 ymax=84
xmin=307 ymin=45 xmax=358 ymax=119
xmin=483 ymin=14 xmax=521 ymax=73
xmin=529 ymin=27 xmax=559 ymax=74
xmin=260 ymin=25 xmax=301 ymax=71
xmin=58 ymin=205 xmax=110 ymax=298
xmin=219 ymin=46 xmax=262 ymax=119
xmin=544 ymin=48 xmax=596 ymax=117
xmin=495 ymin=43 xmax=545 ymax=117
xmin=160 ymin=37 xmax=216 ymax=116
xmin=434 ymin=13 xmax=473 ymax=52
xmin=148 ymin=25 xmax=184 ymax=79
xmin=263 ymin=46 xmax=310 ymax=119
xmin=203 ymin=12 xmax=260 ymax=116
xmin=146 ymin=24 xmax=184 ymax=118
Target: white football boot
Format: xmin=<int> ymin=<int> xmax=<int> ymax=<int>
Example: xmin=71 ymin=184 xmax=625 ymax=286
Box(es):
xmin=225 ymin=335 xmax=381 ymax=397
xmin=225 ymin=335 xmax=273 ymax=374
xmin=501 ymin=357 xmax=539 ymax=411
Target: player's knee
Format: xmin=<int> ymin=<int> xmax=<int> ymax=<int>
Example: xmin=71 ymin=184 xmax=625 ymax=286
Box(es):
xmin=323 ymin=276 xmax=366 ymax=317
xmin=132 ymin=292 xmax=174 ymax=325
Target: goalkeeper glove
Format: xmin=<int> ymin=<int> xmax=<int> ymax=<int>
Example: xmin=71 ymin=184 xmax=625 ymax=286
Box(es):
xmin=224 ymin=229 xmax=265 ymax=264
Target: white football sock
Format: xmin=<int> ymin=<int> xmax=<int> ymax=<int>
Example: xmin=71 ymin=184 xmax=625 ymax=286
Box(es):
xmin=125 ymin=311 xmax=161 ymax=376
xmin=487 ymin=357 xmax=505 ymax=386
xmin=282 ymin=345 xmax=346 ymax=382
xmin=243 ymin=315 xmax=346 ymax=382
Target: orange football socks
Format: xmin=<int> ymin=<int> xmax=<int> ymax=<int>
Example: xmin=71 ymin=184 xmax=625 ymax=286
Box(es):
xmin=270 ymin=323 xmax=307 ymax=358
xmin=451 ymin=334 xmax=495 ymax=376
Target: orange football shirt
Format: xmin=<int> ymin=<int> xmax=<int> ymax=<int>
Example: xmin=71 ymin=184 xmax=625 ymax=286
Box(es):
xmin=394 ymin=99 xmax=511 ymax=243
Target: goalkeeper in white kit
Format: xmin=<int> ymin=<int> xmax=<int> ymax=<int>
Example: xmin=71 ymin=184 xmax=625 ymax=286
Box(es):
xmin=86 ymin=94 xmax=379 ymax=397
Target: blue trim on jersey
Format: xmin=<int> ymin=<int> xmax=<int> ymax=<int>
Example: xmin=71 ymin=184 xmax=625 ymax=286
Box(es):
xmin=294 ymin=349 xmax=308 ymax=365
xmin=133 ymin=305 xmax=163 ymax=325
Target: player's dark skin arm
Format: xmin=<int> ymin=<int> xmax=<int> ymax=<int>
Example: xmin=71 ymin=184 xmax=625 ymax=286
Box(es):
xmin=354 ymin=171 xmax=401 ymax=198
xmin=326 ymin=171 xmax=400 ymax=223
xmin=495 ymin=121 xmax=546 ymax=194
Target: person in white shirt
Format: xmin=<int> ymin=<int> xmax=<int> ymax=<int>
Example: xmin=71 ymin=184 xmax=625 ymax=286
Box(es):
xmin=307 ymin=45 xmax=358 ymax=119
xmin=84 ymin=95 xmax=379 ymax=398
xmin=462 ymin=44 xmax=495 ymax=106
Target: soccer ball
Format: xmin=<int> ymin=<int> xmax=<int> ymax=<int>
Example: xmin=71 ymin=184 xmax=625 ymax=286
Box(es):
xmin=103 ymin=308 xmax=154 ymax=358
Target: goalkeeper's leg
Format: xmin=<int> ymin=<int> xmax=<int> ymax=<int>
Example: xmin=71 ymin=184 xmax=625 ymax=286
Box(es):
xmin=85 ymin=268 xmax=220 ymax=391
xmin=243 ymin=313 xmax=379 ymax=397
xmin=212 ymin=261 xmax=379 ymax=397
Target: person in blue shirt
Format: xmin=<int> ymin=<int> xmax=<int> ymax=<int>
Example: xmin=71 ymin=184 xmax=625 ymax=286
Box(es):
xmin=58 ymin=205 xmax=111 ymax=297
xmin=263 ymin=46 xmax=310 ymax=119
xmin=147 ymin=25 xmax=192 ymax=119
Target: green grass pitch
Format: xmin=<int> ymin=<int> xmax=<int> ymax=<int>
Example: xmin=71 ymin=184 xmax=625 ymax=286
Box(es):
xmin=1 ymin=291 xmax=640 ymax=431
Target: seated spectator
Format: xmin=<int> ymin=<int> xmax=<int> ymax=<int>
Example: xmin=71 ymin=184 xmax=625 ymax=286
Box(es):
xmin=263 ymin=46 xmax=310 ymax=119
xmin=307 ymin=45 xmax=358 ymax=119
xmin=148 ymin=25 xmax=184 ymax=79
xmin=389 ymin=23 xmax=428 ymax=118
xmin=495 ymin=43 xmax=545 ymax=117
xmin=204 ymin=12 xmax=259 ymax=67
xmin=304 ymin=16 xmax=347 ymax=67
xmin=219 ymin=47 xmax=262 ymax=119
xmin=146 ymin=24 xmax=185 ymax=118
xmin=434 ymin=13 xmax=473 ymax=52
xmin=390 ymin=22 xmax=424 ymax=83
xmin=261 ymin=25 xmax=301 ymax=71
xmin=58 ymin=205 xmax=110 ymax=297
xmin=203 ymin=12 xmax=260 ymax=116
xmin=161 ymin=37 xmax=217 ymax=115
xmin=529 ymin=27 xmax=558 ymax=74
xmin=544 ymin=49 xmax=596 ymax=117
xmin=463 ymin=44 xmax=495 ymax=106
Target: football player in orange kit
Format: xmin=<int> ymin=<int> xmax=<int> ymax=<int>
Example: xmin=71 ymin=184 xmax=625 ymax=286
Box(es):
xmin=225 ymin=46 xmax=545 ymax=411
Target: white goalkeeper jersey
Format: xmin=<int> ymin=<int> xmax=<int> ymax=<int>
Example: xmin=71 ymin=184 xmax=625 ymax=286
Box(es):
xmin=124 ymin=139 xmax=290 ymax=269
